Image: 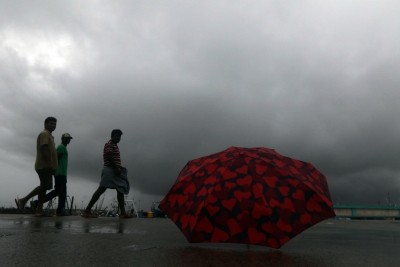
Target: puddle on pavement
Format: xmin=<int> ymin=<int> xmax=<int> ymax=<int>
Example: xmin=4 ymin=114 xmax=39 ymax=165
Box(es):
xmin=78 ymin=224 xmax=147 ymax=234
xmin=5 ymin=217 xmax=147 ymax=235
xmin=0 ymin=232 xmax=14 ymax=238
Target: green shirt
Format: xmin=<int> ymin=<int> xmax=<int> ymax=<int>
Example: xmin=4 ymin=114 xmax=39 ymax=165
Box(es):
xmin=55 ymin=144 xmax=68 ymax=176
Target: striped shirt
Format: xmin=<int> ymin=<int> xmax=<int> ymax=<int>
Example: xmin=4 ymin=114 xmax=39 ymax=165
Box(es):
xmin=103 ymin=140 xmax=121 ymax=168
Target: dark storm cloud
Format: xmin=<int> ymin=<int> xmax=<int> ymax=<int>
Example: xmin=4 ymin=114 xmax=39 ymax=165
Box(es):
xmin=1 ymin=1 xmax=400 ymax=207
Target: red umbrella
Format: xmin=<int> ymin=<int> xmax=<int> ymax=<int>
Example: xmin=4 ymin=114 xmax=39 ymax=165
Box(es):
xmin=159 ymin=146 xmax=335 ymax=249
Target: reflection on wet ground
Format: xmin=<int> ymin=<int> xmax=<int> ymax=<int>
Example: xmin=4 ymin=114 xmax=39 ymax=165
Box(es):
xmin=155 ymin=246 xmax=326 ymax=267
xmin=1 ymin=215 xmax=399 ymax=266
xmin=5 ymin=215 xmax=148 ymax=235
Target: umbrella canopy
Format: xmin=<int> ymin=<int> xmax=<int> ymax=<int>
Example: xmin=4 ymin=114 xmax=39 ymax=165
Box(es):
xmin=159 ymin=146 xmax=335 ymax=249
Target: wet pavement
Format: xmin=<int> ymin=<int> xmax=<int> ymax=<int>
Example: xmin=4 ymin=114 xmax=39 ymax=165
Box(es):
xmin=0 ymin=214 xmax=399 ymax=266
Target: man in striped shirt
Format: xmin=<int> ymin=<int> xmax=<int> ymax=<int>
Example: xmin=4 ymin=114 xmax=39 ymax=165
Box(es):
xmin=103 ymin=131 xmax=122 ymax=176
xmin=82 ymin=129 xmax=132 ymax=218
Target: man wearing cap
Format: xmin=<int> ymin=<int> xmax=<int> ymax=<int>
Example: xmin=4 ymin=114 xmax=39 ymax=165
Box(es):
xmin=31 ymin=133 xmax=73 ymax=216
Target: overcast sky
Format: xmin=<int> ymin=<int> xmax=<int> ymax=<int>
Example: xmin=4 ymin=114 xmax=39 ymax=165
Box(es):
xmin=1 ymin=1 xmax=400 ymax=210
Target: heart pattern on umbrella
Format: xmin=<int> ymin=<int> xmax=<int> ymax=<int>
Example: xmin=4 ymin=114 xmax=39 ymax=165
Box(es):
xmin=160 ymin=146 xmax=335 ymax=249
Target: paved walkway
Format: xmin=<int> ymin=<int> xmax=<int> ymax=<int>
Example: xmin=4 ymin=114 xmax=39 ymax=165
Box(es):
xmin=0 ymin=215 xmax=399 ymax=266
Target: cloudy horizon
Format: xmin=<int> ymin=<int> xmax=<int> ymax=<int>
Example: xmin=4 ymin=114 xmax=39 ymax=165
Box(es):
xmin=1 ymin=1 xmax=400 ymax=210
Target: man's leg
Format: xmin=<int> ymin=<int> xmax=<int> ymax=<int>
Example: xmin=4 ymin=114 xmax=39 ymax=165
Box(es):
xmin=16 ymin=186 xmax=42 ymax=211
xmin=36 ymin=170 xmax=53 ymax=215
xmin=55 ymin=175 xmax=67 ymax=214
xmin=32 ymin=189 xmax=57 ymax=210
xmin=117 ymin=191 xmax=132 ymax=218
xmin=44 ymin=190 xmax=58 ymax=203
xmin=36 ymin=187 xmax=46 ymax=214
xmin=117 ymin=191 xmax=126 ymax=215
xmin=83 ymin=186 xmax=107 ymax=216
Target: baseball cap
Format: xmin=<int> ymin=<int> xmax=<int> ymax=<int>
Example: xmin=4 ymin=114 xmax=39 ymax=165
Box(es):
xmin=62 ymin=133 xmax=73 ymax=139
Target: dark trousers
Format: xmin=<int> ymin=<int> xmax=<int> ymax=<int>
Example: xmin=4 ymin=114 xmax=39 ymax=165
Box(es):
xmin=36 ymin=175 xmax=67 ymax=213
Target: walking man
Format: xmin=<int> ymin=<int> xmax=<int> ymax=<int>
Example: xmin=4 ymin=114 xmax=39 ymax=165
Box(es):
xmin=15 ymin=117 xmax=58 ymax=216
xmin=82 ymin=129 xmax=132 ymax=218
xmin=31 ymin=133 xmax=73 ymax=216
